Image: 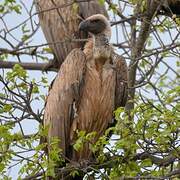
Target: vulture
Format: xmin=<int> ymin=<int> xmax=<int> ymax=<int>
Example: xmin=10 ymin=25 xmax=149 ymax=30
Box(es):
xmin=35 ymin=0 xmax=108 ymax=68
xmin=43 ymin=14 xmax=128 ymax=163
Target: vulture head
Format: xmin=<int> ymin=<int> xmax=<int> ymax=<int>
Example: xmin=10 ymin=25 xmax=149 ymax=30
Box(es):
xmin=79 ymin=14 xmax=111 ymax=39
xmin=79 ymin=14 xmax=112 ymax=61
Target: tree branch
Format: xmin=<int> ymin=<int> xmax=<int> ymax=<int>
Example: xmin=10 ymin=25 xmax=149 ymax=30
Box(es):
xmin=125 ymin=0 xmax=161 ymax=112
xmin=22 ymin=151 xmax=179 ymax=180
xmin=0 ymin=61 xmax=57 ymax=71
xmin=133 ymin=151 xmax=179 ymax=167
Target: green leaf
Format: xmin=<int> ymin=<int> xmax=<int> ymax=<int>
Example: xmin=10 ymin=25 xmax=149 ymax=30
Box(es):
xmin=72 ymin=2 xmax=78 ymax=13
xmin=98 ymin=0 xmax=105 ymax=5
xmin=73 ymin=138 xmax=84 ymax=151
xmin=141 ymin=159 xmax=152 ymax=167
xmin=86 ymin=131 xmax=96 ymax=141
xmin=32 ymin=85 xmax=39 ymax=94
xmin=11 ymin=5 xmax=21 ymax=14
xmin=42 ymin=47 xmax=53 ymax=53
xmin=3 ymin=104 xmax=12 ymax=112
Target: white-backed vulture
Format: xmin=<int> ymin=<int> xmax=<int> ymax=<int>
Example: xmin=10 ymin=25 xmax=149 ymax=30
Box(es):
xmin=35 ymin=0 xmax=108 ymax=68
xmin=44 ymin=14 xmax=128 ymax=162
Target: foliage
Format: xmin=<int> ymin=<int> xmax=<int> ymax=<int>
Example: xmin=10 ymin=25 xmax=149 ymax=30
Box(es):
xmin=112 ymin=86 xmax=179 ymax=178
xmin=0 ymin=0 xmax=21 ymax=14
xmin=0 ymin=0 xmax=179 ymax=179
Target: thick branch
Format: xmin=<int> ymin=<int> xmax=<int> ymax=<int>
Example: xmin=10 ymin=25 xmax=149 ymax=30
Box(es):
xmin=0 ymin=61 xmax=57 ymax=71
xmin=125 ymin=0 xmax=161 ymax=112
xmin=133 ymin=152 xmax=179 ymax=167
xmin=22 ymin=151 xmax=179 ymax=180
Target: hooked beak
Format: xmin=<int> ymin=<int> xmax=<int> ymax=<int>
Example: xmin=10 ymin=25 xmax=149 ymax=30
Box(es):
xmin=78 ymin=20 xmax=90 ymax=32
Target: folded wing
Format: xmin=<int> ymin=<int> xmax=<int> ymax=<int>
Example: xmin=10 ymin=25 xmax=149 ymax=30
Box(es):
xmin=44 ymin=49 xmax=86 ymax=157
xmin=112 ymin=52 xmax=128 ymax=108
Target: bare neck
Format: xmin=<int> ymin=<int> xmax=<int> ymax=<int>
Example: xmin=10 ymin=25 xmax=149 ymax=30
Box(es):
xmin=83 ymin=34 xmax=112 ymax=70
xmin=93 ymin=34 xmax=111 ymax=65
xmin=94 ymin=34 xmax=109 ymax=47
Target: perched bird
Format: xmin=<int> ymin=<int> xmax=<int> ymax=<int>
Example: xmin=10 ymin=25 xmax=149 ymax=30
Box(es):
xmin=35 ymin=0 xmax=108 ymax=68
xmin=43 ymin=14 xmax=128 ymax=164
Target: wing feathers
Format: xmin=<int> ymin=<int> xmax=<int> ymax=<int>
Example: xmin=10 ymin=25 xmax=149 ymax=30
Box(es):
xmin=44 ymin=49 xmax=86 ymax=156
xmin=112 ymin=52 xmax=128 ymax=108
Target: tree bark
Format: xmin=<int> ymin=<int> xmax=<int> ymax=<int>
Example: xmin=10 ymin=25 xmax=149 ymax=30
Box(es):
xmin=125 ymin=0 xmax=161 ymax=113
xmin=0 ymin=61 xmax=57 ymax=71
